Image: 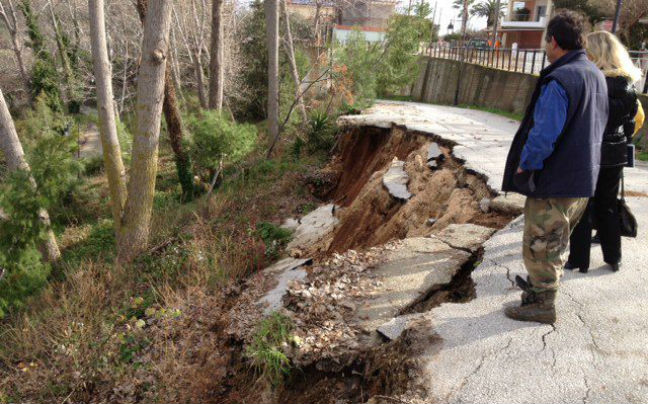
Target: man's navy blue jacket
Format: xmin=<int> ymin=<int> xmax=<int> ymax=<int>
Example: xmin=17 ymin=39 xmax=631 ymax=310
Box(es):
xmin=502 ymin=49 xmax=609 ymax=198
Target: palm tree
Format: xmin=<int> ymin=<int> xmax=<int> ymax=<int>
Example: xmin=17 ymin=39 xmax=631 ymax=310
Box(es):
xmin=471 ymin=0 xmax=508 ymax=27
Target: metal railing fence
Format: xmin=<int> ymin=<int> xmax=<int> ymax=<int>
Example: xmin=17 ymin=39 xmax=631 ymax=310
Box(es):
xmin=424 ymin=44 xmax=648 ymax=94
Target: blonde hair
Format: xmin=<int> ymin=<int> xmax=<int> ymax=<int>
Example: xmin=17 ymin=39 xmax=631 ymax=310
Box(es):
xmin=586 ymin=31 xmax=643 ymax=83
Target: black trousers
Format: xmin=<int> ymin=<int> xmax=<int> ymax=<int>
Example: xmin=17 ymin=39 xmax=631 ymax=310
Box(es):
xmin=568 ymin=166 xmax=623 ymax=269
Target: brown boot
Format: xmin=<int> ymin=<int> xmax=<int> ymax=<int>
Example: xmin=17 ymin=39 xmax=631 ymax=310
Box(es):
xmin=505 ymin=289 xmax=557 ymax=324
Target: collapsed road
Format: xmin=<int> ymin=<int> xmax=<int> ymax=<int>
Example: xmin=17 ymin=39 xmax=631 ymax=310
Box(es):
xmin=229 ymin=101 xmax=648 ymax=404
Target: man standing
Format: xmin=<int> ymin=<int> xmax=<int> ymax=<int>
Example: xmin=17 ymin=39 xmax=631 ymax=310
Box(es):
xmin=501 ymin=11 xmax=608 ymax=324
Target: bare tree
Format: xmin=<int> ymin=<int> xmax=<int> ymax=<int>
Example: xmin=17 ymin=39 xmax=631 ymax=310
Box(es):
xmin=281 ymin=0 xmax=308 ymax=125
xmin=0 ymin=0 xmax=30 ymax=95
xmin=0 ymin=88 xmax=60 ymax=262
xmin=265 ymin=0 xmax=279 ymax=156
xmin=88 ymin=0 xmax=128 ymax=228
xmin=47 ymin=0 xmax=75 ymax=100
xmin=136 ymin=0 xmax=194 ymax=201
xmin=173 ymin=0 xmax=209 ymax=109
xmin=209 ymin=0 xmax=224 ymax=110
xmin=116 ymin=0 xmax=173 ymax=262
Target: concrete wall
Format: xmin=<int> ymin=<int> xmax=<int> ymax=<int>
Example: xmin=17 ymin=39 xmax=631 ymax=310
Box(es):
xmin=410 ymin=56 xmax=648 ymax=146
xmin=411 ymin=57 xmax=538 ymax=116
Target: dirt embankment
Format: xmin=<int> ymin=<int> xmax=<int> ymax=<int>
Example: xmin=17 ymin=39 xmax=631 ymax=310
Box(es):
xmin=321 ymin=125 xmax=510 ymax=254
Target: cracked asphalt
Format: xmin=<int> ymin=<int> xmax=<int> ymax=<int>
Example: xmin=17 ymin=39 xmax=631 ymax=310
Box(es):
xmin=342 ymin=101 xmax=648 ymax=404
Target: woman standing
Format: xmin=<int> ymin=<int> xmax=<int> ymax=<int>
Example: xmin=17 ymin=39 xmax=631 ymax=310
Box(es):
xmin=565 ymin=31 xmax=642 ymax=273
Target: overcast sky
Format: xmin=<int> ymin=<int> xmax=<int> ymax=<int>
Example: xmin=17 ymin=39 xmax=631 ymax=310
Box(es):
xmin=396 ymin=0 xmax=488 ymax=36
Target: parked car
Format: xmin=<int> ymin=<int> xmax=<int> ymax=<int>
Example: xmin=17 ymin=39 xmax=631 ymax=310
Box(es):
xmin=467 ymin=39 xmax=489 ymax=50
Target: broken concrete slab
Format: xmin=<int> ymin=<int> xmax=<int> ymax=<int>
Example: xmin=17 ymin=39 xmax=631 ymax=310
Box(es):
xmin=382 ymin=158 xmax=412 ymax=201
xmin=377 ymin=312 xmax=426 ymax=341
xmin=427 ymin=143 xmax=442 ymax=161
xmin=489 ymin=193 xmax=526 ymax=215
xmin=356 ymin=237 xmax=471 ymax=333
xmin=257 ymin=257 xmax=312 ymax=314
xmin=280 ymin=218 xmax=300 ymax=232
xmin=431 ymin=223 xmax=496 ymax=253
xmin=287 ymin=204 xmax=339 ymax=252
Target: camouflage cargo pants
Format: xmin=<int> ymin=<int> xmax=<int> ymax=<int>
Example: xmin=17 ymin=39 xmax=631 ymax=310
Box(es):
xmin=523 ymin=197 xmax=588 ymax=292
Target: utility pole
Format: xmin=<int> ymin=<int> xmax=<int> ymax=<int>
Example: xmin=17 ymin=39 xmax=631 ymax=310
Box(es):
xmin=492 ymin=0 xmax=501 ymax=49
xmin=612 ymin=0 xmax=623 ymax=33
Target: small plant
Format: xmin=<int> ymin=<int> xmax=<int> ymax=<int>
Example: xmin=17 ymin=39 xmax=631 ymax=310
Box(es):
xmin=255 ymin=222 xmax=292 ymax=260
xmin=306 ymin=110 xmax=336 ymax=154
xmin=246 ymin=312 xmax=294 ymax=386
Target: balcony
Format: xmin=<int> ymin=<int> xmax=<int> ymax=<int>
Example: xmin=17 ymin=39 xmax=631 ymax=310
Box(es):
xmin=501 ymin=18 xmax=546 ymax=30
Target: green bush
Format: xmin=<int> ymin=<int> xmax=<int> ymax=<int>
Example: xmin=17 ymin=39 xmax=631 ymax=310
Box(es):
xmin=0 ymin=246 xmax=50 ymax=318
xmin=306 ymin=110 xmax=336 ymax=154
xmin=333 ymin=31 xmax=381 ymax=109
xmin=186 ymin=110 xmax=257 ymax=175
xmin=0 ymin=97 xmax=82 ymax=316
xmin=255 ymin=222 xmax=292 ymax=260
xmin=333 ymin=12 xmax=429 ymax=106
xmin=377 ymin=14 xmax=426 ymax=96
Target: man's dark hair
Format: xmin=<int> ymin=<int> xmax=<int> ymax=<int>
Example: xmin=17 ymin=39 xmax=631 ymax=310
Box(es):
xmin=545 ymin=10 xmax=585 ymax=50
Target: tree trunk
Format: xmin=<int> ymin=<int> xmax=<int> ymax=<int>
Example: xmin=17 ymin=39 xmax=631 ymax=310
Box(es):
xmin=461 ymin=0 xmax=468 ymax=42
xmin=208 ymin=0 xmax=224 ymax=110
xmin=117 ymin=0 xmax=172 ymax=262
xmin=88 ymin=0 xmax=128 ymax=229
xmin=0 ymin=0 xmax=30 ymax=95
xmin=0 ymin=89 xmax=60 ymax=262
xmin=119 ymin=41 xmax=129 ymax=115
xmin=136 ymin=0 xmax=194 ymax=202
xmin=265 ymin=0 xmax=280 ymax=157
xmin=194 ymin=53 xmax=208 ymax=109
xmin=47 ymin=0 xmax=74 ymax=100
xmin=281 ymin=0 xmax=308 ymax=125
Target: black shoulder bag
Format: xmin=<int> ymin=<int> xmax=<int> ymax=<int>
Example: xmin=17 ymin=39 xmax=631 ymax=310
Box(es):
xmin=618 ymin=173 xmax=638 ymax=238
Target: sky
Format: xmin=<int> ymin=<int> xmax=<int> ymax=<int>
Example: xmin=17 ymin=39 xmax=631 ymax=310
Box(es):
xmin=398 ymin=0 xmax=488 ymax=36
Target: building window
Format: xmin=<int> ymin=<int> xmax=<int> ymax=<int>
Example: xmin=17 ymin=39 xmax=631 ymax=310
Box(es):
xmin=536 ymin=5 xmax=547 ymax=21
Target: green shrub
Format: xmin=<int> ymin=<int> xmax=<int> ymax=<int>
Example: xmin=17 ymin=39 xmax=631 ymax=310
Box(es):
xmin=246 ymin=312 xmax=294 ymax=386
xmin=376 ymin=14 xmax=425 ymax=96
xmin=0 ymin=97 xmax=82 ymax=316
xmin=186 ymin=110 xmax=257 ymax=175
xmin=255 ymin=222 xmax=292 ymax=260
xmin=306 ymin=110 xmax=336 ymax=154
xmin=0 ymin=246 xmax=50 ymax=318
xmin=333 ymin=31 xmax=381 ymax=109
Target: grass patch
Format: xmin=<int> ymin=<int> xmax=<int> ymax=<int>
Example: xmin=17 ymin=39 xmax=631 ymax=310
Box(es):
xmin=638 ymin=150 xmax=648 ymax=162
xmin=246 ymin=312 xmax=294 ymax=386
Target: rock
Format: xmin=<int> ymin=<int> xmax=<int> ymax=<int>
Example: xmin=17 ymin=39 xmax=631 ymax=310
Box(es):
xmin=257 ymin=257 xmax=312 ymax=314
xmin=382 ymin=158 xmax=412 ymax=201
xmin=287 ymin=204 xmax=339 ymax=252
xmin=479 ymin=197 xmax=491 ymax=213
xmin=289 ymin=248 xmax=303 ymax=258
xmin=489 ymin=193 xmax=526 ymax=215
xmin=280 ymin=218 xmax=300 ymax=232
xmin=431 ymin=223 xmax=496 ymax=253
xmin=428 ymin=159 xmax=438 ymax=169
xmin=377 ymin=313 xmax=426 ymax=341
